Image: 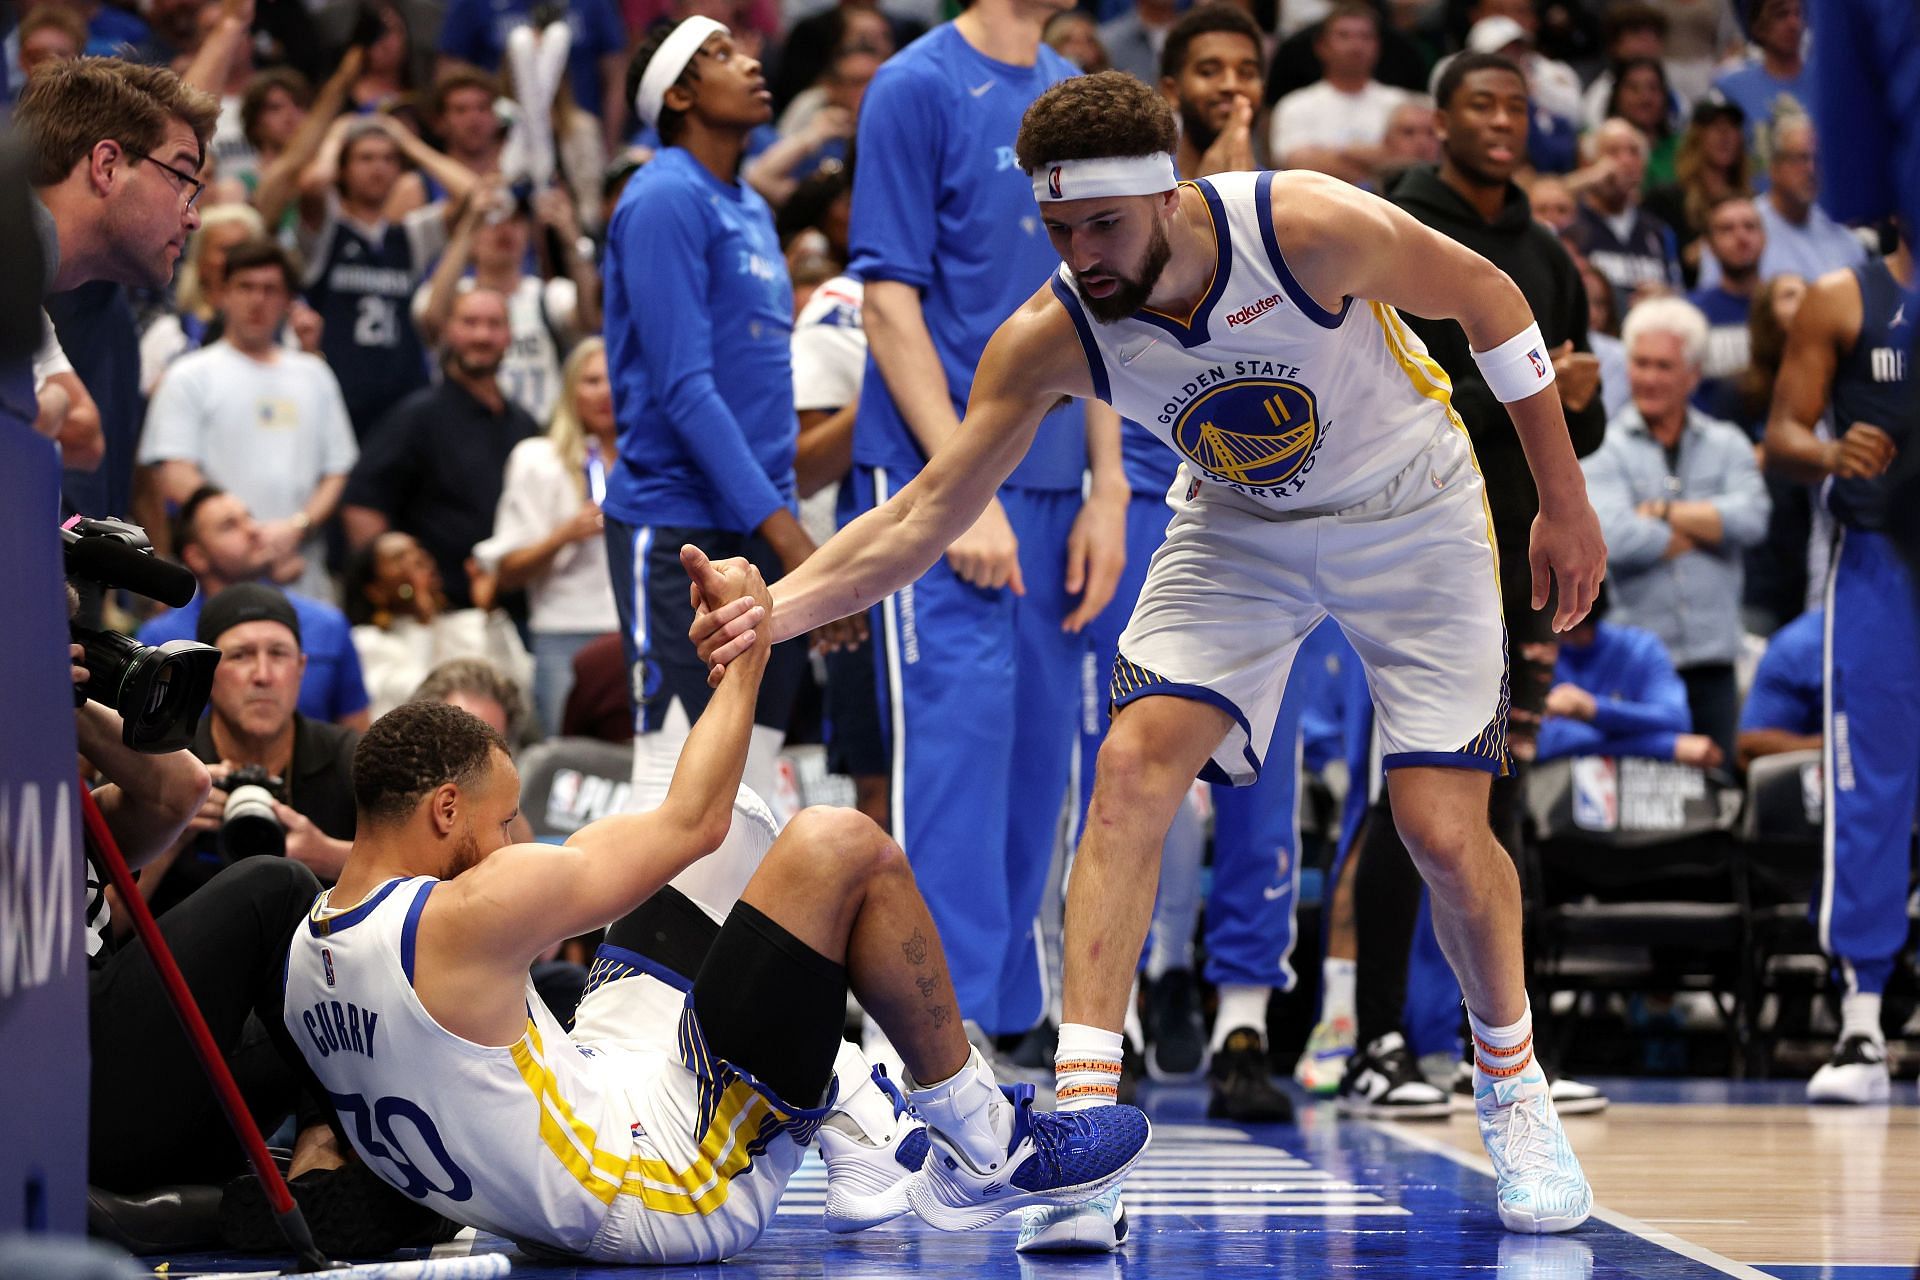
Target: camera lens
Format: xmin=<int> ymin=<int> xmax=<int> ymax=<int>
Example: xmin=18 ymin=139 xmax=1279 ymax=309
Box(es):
xmin=220 ymin=784 xmax=287 ymax=860
xmin=73 ymin=626 xmax=221 ymax=754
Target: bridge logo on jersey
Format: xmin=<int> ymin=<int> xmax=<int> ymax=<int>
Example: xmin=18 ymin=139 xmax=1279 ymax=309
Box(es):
xmin=1170 ymin=378 xmax=1325 ymax=493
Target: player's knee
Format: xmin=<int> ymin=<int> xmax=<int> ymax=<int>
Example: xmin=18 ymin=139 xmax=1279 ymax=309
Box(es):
xmin=780 ymin=805 xmax=898 ymax=889
xmin=1094 ymin=720 xmax=1188 ymax=806
xmin=1392 ymin=807 xmax=1485 ymax=881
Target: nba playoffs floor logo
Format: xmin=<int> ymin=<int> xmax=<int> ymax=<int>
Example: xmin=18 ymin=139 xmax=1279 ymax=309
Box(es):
xmin=1171 ymin=378 xmax=1324 ymax=492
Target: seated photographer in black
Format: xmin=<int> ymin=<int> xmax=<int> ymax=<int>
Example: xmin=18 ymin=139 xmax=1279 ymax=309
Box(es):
xmin=142 ymin=584 xmax=359 ymax=918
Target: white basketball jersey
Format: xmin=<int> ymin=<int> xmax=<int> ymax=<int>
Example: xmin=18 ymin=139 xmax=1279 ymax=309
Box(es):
xmin=1050 ymin=171 xmax=1461 ymax=512
xmin=283 ymin=876 xmax=632 ymax=1255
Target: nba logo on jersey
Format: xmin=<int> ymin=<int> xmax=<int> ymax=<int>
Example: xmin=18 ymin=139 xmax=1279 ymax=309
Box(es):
xmin=1170 ymin=379 xmax=1325 ymax=493
xmin=1528 ymin=349 xmax=1546 ymax=378
xmin=322 ymin=947 xmax=336 ymax=988
xmin=1048 ymin=166 xmax=1064 ymax=200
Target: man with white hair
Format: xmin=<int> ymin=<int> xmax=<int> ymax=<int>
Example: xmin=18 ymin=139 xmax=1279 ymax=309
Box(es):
xmin=1582 ymin=297 xmax=1771 ymax=759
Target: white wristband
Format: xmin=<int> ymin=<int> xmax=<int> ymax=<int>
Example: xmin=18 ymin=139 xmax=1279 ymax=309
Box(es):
xmin=1471 ymin=322 xmax=1556 ymax=403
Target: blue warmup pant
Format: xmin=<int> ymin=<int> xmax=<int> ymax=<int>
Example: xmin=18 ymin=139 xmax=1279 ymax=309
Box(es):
xmin=857 ymin=468 xmax=1081 ymax=1034
xmin=1821 ymin=528 xmax=1920 ymax=995
xmin=1077 ymin=491 xmax=1307 ymax=992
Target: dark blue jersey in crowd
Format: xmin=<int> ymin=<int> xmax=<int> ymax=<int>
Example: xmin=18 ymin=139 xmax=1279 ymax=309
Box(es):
xmin=846 ymin=24 xmax=1085 ymax=491
xmin=1688 ymin=283 xmax=1752 ymax=430
xmin=1826 ymin=258 xmax=1912 ymax=529
xmin=602 ymin=146 xmax=796 ymax=533
xmin=303 ymin=211 xmax=433 ymax=439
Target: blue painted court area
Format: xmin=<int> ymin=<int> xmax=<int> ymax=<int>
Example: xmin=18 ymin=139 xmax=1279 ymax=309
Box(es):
xmin=149 ymin=1082 xmax=1810 ymax=1280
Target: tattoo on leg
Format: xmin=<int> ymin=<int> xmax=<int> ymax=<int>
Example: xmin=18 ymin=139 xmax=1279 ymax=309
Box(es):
xmin=929 ymin=1004 xmax=952 ymax=1028
xmin=916 ymin=973 xmax=938 ymax=998
xmin=902 ymin=929 xmax=929 ymax=965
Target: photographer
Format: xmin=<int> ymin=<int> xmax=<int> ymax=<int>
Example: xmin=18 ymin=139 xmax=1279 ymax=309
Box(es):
xmin=143 ymin=584 xmax=358 ymax=917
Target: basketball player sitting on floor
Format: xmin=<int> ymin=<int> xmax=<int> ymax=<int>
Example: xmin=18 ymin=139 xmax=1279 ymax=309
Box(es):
xmin=281 ymin=547 xmax=1150 ymax=1264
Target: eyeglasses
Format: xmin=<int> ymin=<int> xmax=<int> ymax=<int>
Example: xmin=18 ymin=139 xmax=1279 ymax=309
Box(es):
xmin=130 ymin=148 xmax=206 ymax=210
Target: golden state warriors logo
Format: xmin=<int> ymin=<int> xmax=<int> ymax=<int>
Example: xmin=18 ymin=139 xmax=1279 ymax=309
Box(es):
xmin=1171 ymin=379 xmax=1323 ymax=492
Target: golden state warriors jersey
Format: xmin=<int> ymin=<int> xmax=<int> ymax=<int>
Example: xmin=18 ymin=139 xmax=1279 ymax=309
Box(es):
xmin=283 ymin=876 xmax=627 ymax=1254
xmin=1050 ymin=171 xmax=1459 ymax=512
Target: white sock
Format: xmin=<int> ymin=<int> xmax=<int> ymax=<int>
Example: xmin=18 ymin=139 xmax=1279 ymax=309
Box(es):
xmin=907 ymin=1045 xmax=1011 ymax=1172
xmin=1210 ymin=984 xmax=1270 ymax=1053
xmin=1321 ymin=958 xmax=1357 ymax=1026
xmin=1468 ymin=1003 xmax=1534 ymax=1084
xmin=1841 ymin=991 xmax=1884 ymax=1044
xmin=1122 ymin=975 xmax=1145 ymax=1053
xmin=1054 ymin=1022 xmax=1124 ymax=1112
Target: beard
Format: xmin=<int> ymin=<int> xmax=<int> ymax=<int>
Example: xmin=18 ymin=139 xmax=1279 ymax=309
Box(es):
xmin=1179 ymin=97 xmax=1221 ymax=158
xmin=453 ymin=350 xmax=504 ymax=380
xmin=1080 ymin=220 xmax=1174 ymax=325
xmin=443 ymin=824 xmax=486 ymax=881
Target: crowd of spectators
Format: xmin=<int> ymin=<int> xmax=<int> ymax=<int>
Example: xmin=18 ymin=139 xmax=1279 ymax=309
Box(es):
xmin=19 ymin=0 xmax=1913 ymax=1224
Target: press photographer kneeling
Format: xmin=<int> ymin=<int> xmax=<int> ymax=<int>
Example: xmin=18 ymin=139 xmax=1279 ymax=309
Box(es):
xmin=140 ymin=584 xmax=359 ymax=918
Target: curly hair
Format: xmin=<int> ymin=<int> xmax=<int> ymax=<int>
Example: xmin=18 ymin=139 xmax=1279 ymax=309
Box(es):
xmin=353 ymin=699 xmax=508 ymax=825
xmin=1015 ymin=71 xmax=1178 ymax=175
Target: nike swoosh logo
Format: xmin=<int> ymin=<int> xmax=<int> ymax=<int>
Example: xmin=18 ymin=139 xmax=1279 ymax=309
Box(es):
xmin=1119 ymin=339 xmax=1158 ymax=366
xmin=1262 ymin=885 xmax=1289 ymax=900
xmin=969 ymin=79 xmax=994 ymax=96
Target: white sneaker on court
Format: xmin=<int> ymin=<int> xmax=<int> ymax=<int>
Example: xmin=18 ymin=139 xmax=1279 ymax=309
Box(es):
xmin=1806 ymin=1034 xmax=1891 ymax=1105
xmin=820 ymin=1066 xmax=928 ymax=1233
xmin=1015 ymin=1185 xmax=1128 ymax=1253
xmin=1475 ymin=1059 xmax=1593 ymax=1234
xmin=1293 ymin=1016 xmax=1355 ymax=1095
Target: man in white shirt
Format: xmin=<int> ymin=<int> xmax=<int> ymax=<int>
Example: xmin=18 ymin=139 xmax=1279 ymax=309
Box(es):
xmin=139 ymin=237 xmax=358 ymax=601
xmin=1269 ymin=4 xmax=1407 ymax=186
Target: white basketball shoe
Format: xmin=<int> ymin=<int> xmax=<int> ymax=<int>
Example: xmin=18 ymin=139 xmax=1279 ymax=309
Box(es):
xmin=1475 ymin=1057 xmax=1593 ymax=1234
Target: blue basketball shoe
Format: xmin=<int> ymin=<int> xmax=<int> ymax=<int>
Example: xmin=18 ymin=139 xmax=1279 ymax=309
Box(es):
xmin=1475 ymin=1058 xmax=1593 ymax=1233
xmin=905 ymin=1084 xmax=1151 ymax=1231
xmin=820 ymin=1065 xmax=929 ymax=1234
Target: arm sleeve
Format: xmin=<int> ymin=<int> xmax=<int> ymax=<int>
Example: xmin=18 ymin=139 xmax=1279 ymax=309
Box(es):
xmin=1588 ymin=631 xmax=1692 ymax=737
xmin=616 ymin=188 xmax=786 ymax=530
xmin=1558 ymin=249 xmax=1608 ymax=459
xmin=315 ymin=364 xmax=359 ymax=475
xmin=846 ymin=67 xmax=945 ymax=289
xmin=1582 ymin=437 xmax=1671 ymax=569
xmin=136 ymin=363 xmax=204 ymax=465
xmin=1708 ymin=430 xmax=1772 ymax=548
xmin=1738 ymin=629 xmax=1824 ymax=735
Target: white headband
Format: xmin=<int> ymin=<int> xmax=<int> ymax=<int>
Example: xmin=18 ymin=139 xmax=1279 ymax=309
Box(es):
xmin=1031 ymin=153 xmax=1178 ymax=204
xmin=634 ymin=16 xmax=728 ymax=129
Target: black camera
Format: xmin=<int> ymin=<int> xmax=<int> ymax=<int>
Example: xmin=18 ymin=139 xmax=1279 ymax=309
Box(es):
xmin=64 ymin=516 xmax=220 ymax=754
xmin=217 ymin=766 xmax=287 ymax=860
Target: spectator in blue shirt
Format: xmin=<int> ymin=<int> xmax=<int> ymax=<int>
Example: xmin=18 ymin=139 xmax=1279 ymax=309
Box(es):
xmin=138 ymin=486 xmax=372 ymax=730
xmin=601 ymin=17 xmax=812 ymax=910
xmin=1712 ymin=0 xmax=1811 ymax=141
xmin=1688 ymin=196 xmax=1764 ymax=425
xmin=438 ymin=0 xmax=630 ymax=147
xmin=1584 ymin=295 xmax=1772 ymax=761
xmin=1736 ymin=606 xmax=1824 ymax=770
xmin=1697 ymin=116 xmax=1866 ymax=291
xmin=1536 ymin=589 xmax=1722 ymax=768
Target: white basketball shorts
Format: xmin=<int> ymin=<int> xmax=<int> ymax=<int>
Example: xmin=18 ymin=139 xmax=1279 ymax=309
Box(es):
xmin=1113 ymin=422 xmax=1508 ymax=785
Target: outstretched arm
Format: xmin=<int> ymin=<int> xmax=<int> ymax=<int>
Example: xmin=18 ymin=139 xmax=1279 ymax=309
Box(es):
xmin=706 ymin=292 xmax=1080 ymax=663
xmin=1273 ymin=171 xmax=1606 ymax=630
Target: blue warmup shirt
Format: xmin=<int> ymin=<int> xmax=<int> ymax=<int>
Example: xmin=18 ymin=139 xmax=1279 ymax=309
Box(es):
xmin=847 ymin=25 xmax=1085 ymax=491
xmin=602 ymin=147 xmax=796 ymax=533
xmin=1739 ymin=607 xmax=1824 ymax=737
xmin=1535 ymin=622 xmax=1692 ymax=763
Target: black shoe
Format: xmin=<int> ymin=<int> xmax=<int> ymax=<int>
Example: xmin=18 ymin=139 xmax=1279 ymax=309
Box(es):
xmin=88 ymin=1183 xmax=224 ymax=1253
xmin=221 ymin=1161 xmax=460 ymax=1256
xmin=1118 ymin=1035 xmax=1147 ymax=1106
xmin=1207 ymin=1027 xmax=1295 ymax=1123
xmin=1010 ymin=1020 xmax=1059 ymax=1071
xmin=1335 ymin=1032 xmax=1452 ymax=1119
xmin=1144 ymin=969 xmax=1207 ymax=1078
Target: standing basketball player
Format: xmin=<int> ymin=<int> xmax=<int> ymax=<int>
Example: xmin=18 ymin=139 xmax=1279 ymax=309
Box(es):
xmin=845 ymin=0 xmax=1128 ymax=1059
xmin=1763 ymin=229 xmax=1912 ymax=1105
xmin=693 ymin=72 xmax=1606 ymax=1242
xmin=298 ymin=114 xmax=478 ymax=440
xmin=281 ymin=550 xmax=1149 ymax=1263
xmin=600 ymin=18 xmax=814 ymax=913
